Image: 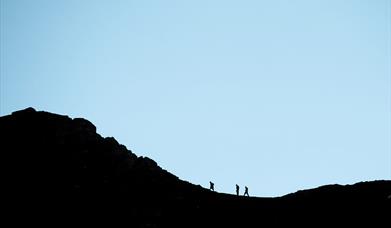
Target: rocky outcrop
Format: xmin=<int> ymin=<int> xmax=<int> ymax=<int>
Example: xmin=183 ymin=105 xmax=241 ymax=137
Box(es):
xmin=1 ymin=107 xmax=390 ymax=227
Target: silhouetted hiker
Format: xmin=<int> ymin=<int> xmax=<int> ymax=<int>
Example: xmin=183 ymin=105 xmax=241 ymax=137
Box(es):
xmin=209 ymin=181 xmax=215 ymax=191
xmin=244 ymin=186 xmax=249 ymax=196
xmin=236 ymin=184 xmax=239 ymax=196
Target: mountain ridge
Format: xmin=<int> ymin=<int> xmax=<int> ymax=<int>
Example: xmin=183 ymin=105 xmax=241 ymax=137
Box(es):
xmin=1 ymin=107 xmax=390 ymax=227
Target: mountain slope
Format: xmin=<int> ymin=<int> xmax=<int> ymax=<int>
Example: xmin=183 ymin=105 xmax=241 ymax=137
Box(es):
xmin=1 ymin=108 xmax=390 ymax=227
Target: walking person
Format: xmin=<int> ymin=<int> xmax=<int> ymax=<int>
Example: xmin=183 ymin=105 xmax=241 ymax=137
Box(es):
xmin=244 ymin=186 xmax=249 ymax=197
xmin=236 ymin=184 xmax=240 ymax=196
xmin=209 ymin=181 xmax=215 ymax=191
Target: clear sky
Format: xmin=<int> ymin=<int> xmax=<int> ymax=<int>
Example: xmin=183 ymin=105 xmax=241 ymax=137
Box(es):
xmin=1 ymin=0 xmax=390 ymax=197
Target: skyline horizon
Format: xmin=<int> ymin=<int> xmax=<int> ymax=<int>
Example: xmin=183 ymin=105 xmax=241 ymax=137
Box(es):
xmin=1 ymin=106 xmax=389 ymax=197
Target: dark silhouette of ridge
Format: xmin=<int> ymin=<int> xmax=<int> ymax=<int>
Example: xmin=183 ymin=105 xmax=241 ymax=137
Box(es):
xmin=1 ymin=107 xmax=390 ymax=227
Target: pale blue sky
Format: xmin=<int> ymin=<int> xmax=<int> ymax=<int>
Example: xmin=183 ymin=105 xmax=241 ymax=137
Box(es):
xmin=1 ymin=0 xmax=390 ymax=196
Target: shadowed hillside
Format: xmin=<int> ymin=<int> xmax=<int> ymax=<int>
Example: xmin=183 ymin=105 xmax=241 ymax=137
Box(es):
xmin=1 ymin=108 xmax=390 ymax=227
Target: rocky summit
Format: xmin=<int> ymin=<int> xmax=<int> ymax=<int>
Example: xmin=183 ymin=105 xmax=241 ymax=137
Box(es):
xmin=1 ymin=108 xmax=390 ymax=227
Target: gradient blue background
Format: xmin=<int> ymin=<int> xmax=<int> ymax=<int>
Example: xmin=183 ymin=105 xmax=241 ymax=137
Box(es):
xmin=1 ymin=0 xmax=390 ymax=196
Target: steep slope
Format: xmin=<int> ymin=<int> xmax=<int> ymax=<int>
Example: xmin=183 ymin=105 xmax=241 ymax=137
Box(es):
xmin=1 ymin=108 xmax=390 ymax=227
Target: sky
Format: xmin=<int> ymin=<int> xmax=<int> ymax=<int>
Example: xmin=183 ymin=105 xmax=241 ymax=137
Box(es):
xmin=1 ymin=0 xmax=390 ymax=197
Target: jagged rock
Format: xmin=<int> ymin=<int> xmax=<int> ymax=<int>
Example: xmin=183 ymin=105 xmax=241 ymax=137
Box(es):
xmin=73 ymin=117 xmax=96 ymax=133
xmin=11 ymin=107 xmax=36 ymax=115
